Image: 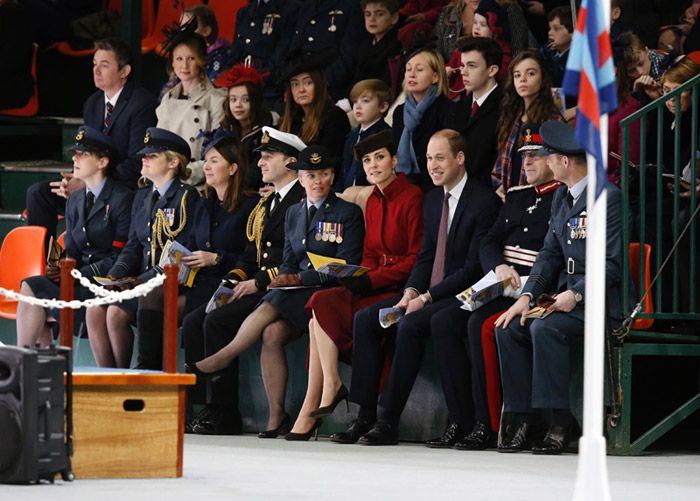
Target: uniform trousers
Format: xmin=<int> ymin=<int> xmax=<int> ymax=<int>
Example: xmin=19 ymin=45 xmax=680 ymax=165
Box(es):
xmin=495 ymin=310 xmax=584 ymax=413
xmin=181 ymin=293 xmax=263 ymax=410
xmin=352 ymin=294 xmax=465 ymax=427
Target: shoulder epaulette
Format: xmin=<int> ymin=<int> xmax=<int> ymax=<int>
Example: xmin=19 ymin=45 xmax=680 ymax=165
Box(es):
xmin=506 ymin=184 xmax=533 ymax=194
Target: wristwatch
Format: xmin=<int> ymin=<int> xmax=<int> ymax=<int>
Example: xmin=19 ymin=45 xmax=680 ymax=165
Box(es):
xmin=213 ymin=253 xmax=222 ymax=266
xmin=419 ymin=293 xmax=432 ymax=305
xmin=573 ymin=290 xmax=583 ymax=303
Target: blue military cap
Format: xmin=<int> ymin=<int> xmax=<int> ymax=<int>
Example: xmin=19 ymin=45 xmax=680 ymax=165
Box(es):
xmin=292 ymin=145 xmax=336 ymax=171
xmin=537 ymin=121 xmax=585 ymax=156
xmin=137 ymin=127 xmax=191 ymax=159
xmin=67 ymin=125 xmax=120 ymax=160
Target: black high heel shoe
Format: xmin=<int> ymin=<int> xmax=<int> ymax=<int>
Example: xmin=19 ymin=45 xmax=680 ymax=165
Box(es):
xmin=308 ymin=384 xmax=349 ymax=418
xmin=284 ymin=419 xmax=323 ymax=441
xmin=184 ymin=361 xmax=225 ymax=383
xmin=258 ymin=413 xmax=292 ymax=439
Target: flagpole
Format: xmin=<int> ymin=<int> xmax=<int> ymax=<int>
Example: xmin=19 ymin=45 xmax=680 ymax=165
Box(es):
xmin=572 ymin=0 xmax=613 ymax=496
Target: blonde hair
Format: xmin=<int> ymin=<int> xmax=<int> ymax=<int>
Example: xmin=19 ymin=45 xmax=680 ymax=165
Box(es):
xmin=164 ymin=151 xmax=192 ymax=180
xmin=662 ymin=56 xmax=700 ymax=86
xmin=403 ymin=49 xmax=449 ymax=97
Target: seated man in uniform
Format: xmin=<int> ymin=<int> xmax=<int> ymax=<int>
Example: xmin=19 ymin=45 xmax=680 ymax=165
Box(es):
xmin=494 ymin=121 xmax=623 ymax=454
xmin=182 ymin=127 xmax=306 ymax=435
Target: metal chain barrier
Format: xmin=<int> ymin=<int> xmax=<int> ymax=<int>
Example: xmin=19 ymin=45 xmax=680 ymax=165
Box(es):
xmin=0 ymin=269 xmax=165 ymax=309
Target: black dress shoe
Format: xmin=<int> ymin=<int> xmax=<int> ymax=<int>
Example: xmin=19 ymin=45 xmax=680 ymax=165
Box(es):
xmin=498 ymin=421 xmax=539 ymax=453
xmin=284 ymin=419 xmax=323 ymax=441
xmin=309 ymin=384 xmax=349 ymax=418
xmin=453 ymin=421 xmax=497 ymax=450
xmin=184 ymin=361 xmax=225 ymax=383
xmin=258 ymin=413 xmax=292 ymax=439
xmin=425 ymin=422 xmax=468 ymax=449
xmin=330 ymin=418 xmax=373 ymax=444
xmin=191 ymin=409 xmax=242 ymax=435
xmin=185 ymin=407 xmax=213 ymax=434
xmin=532 ymin=423 xmax=580 ymax=455
xmin=358 ymin=421 xmax=399 ymax=446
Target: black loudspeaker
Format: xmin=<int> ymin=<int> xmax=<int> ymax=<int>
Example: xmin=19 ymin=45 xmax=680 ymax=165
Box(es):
xmin=0 ymin=345 xmax=73 ymax=484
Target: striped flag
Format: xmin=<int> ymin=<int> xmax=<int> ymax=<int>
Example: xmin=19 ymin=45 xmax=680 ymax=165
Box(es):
xmin=563 ymin=0 xmax=618 ymax=198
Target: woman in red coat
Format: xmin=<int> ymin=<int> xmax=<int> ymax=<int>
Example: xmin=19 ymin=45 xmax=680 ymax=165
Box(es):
xmin=285 ymin=130 xmax=424 ymax=439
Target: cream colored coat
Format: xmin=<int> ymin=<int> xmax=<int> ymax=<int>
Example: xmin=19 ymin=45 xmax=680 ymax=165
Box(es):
xmin=156 ymin=78 xmax=226 ymax=186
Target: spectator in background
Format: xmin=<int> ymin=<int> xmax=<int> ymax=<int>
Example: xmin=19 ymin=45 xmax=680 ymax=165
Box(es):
xmin=539 ymin=6 xmax=572 ymax=87
xmin=520 ymin=0 xmax=569 ymax=47
xmin=496 ymin=0 xmax=529 ymax=56
xmin=393 ymin=48 xmax=460 ymax=191
xmin=26 ymin=37 xmax=158 ymax=248
xmin=472 ymin=0 xmax=512 ymax=81
xmin=398 ymin=0 xmax=449 ymax=48
xmin=353 ymin=0 xmax=402 ymax=90
xmin=213 ymin=64 xmax=275 ymax=192
xmin=230 ymin=0 xmax=298 ymax=98
xmin=156 ymin=31 xmax=227 ymax=187
xmin=618 ymin=31 xmax=671 ymax=104
xmin=287 ymin=0 xmax=363 ymax=100
xmin=492 ymin=50 xmax=561 ymax=199
xmin=435 ymin=0 xmax=482 ymax=62
xmin=278 ymin=53 xmax=351 ymax=174
xmin=341 ymin=79 xmax=393 ymax=189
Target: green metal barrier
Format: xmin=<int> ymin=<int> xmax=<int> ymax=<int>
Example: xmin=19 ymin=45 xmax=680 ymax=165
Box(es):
xmin=610 ymin=72 xmax=700 ymax=455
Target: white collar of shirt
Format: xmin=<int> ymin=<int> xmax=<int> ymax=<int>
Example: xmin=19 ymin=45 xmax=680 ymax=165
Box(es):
xmin=155 ymin=178 xmax=175 ymax=198
xmin=359 ymin=117 xmax=382 ymax=133
xmin=445 ymin=171 xmax=467 ymax=230
xmin=474 ymin=83 xmax=498 ymax=107
xmin=569 ymin=175 xmax=587 ymax=205
xmin=306 ymin=196 xmax=326 ymax=210
xmin=104 ymin=86 xmax=124 ymax=108
xmin=276 ymin=179 xmax=298 ymax=202
xmin=87 ymin=179 xmax=107 ymax=201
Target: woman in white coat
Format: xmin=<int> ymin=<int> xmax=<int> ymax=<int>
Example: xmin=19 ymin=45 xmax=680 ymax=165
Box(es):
xmin=157 ymin=31 xmax=226 ymax=187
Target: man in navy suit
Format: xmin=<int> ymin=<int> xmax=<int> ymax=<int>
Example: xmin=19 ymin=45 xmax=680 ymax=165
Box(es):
xmin=26 ymin=37 xmax=158 ymax=246
xmin=494 ymin=121 xmax=623 ymax=454
xmin=338 ymin=129 xmax=501 ymax=445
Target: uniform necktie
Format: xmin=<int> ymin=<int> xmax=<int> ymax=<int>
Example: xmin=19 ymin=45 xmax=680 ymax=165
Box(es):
xmin=566 ymin=191 xmax=574 ymax=209
xmin=307 ymin=204 xmax=317 ymax=227
xmin=271 ymin=192 xmax=281 ymax=212
xmin=471 ymin=100 xmax=479 ymax=117
xmin=151 ymin=190 xmax=160 ymax=212
xmin=104 ymin=101 xmax=114 ymax=130
xmin=430 ymin=192 xmax=451 ymax=287
xmin=85 ymin=191 xmax=95 ymax=220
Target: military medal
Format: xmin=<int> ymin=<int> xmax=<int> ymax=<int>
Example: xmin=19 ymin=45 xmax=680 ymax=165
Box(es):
xmin=164 ymin=207 xmax=175 ymax=226
xmin=526 ymin=197 xmax=541 ymax=214
xmin=329 ymin=223 xmax=336 ymax=243
xmin=316 ymin=221 xmax=324 ymax=241
xmin=336 ymin=223 xmax=343 ymax=243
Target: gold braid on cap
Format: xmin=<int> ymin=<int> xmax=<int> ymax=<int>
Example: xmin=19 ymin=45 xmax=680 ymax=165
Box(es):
xmin=150 ymin=191 xmax=190 ymax=267
xmin=245 ymin=194 xmax=271 ymax=264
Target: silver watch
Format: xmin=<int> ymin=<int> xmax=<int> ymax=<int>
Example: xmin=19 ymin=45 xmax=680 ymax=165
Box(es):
xmin=573 ymin=290 xmax=583 ymax=303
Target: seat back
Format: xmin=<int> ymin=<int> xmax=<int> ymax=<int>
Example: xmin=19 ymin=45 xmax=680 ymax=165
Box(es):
xmin=629 ymin=242 xmax=654 ymax=330
xmin=0 ymin=226 xmax=48 ymax=319
xmin=0 ymin=43 xmax=39 ymax=117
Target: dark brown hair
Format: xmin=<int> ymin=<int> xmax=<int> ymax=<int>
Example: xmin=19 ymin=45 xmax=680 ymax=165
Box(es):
xmin=279 ymin=70 xmax=331 ymax=144
xmin=203 ymin=137 xmax=249 ymax=213
xmin=220 ymin=81 xmax=272 ymax=136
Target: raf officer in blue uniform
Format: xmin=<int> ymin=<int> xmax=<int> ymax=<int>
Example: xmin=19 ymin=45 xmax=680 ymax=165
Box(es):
xmin=18 ymin=126 xmax=133 ymax=354
xmin=287 ymin=0 xmax=363 ymax=99
xmin=89 ymin=128 xmax=200 ymax=369
xmin=494 ymin=121 xmax=623 ymax=454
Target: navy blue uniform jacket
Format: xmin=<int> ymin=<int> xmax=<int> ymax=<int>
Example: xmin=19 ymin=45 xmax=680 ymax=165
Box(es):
xmin=406 ymin=176 xmax=502 ymax=301
xmin=64 ymin=177 xmax=134 ymax=278
xmin=83 ymin=81 xmax=158 ymax=189
xmin=108 ymin=180 xmax=199 ymax=282
xmin=281 ymin=191 xmax=364 ymax=285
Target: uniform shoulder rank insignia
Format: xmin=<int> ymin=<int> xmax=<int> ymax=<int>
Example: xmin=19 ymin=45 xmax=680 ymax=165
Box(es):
xmin=75 ymin=129 xmax=85 ymax=141
xmin=144 ymin=131 xmax=151 ymax=144
xmin=310 ymin=152 xmax=322 ymax=164
xmin=261 ymin=130 xmax=270 ymax=144
xmin=534 ymin=180 xmax=562 ymax=196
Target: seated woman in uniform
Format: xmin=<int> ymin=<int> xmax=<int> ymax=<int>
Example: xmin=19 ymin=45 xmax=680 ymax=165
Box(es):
xmin=213 ymin=63 xmax=274 ymax=192
xmin=85 ymin=128 xmax=199 ymax=368
xmin=187 ymin=145 xmax=365 ymax=438
xmin=289 ymin=130 xmax=424 ymax=441
xmin=179 ymin=131 xmax=258 ymax=316
xmin=157 ymin=27 xmax=227 ymax=187
xmin=279 ymin=53 xmax=351 ymax=172
xmin=17 ymin=126 xmax=133 ymax=352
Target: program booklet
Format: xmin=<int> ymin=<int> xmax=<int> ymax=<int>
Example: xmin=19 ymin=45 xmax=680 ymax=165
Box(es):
xmin=46 ymin=235 xmax=62 ymax=268
xmin=306 ymin=251 xmax=369 ymax=278
xmin=159 ymin=240 xmax=198 ymax=287
xmin=93 ymin=276 xmax=136 ymax=287
xmin=457 ymin=271 xmax=527 ymax=311
xmin=205 ymin=282 xmax=234 ymax=314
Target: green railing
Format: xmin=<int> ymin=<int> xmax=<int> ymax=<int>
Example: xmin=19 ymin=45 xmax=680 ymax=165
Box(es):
xmin=620 ymin=72 xmax=700 ymax=328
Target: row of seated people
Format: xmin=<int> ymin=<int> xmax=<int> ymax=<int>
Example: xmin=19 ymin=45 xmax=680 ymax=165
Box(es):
xmin=18 ymin=115 xmax=621 ymax=455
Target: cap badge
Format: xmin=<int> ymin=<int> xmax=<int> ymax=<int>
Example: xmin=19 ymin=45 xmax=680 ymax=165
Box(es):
xmin=310 ymin=152 xmax=322 ymax=164
xmin=144 ymin=131 xmax=151 ymax=144
xmin=524 ymin=129 xmax=532 ymax=144
xmin=261 ymin=130 xmax=270 ymax=144
xmin=75 ymin=129 xmax=85 ymax=142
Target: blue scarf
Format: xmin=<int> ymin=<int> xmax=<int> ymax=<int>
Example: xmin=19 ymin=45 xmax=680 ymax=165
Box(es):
xmin=396 ymin=85 xmax=439 ymax=175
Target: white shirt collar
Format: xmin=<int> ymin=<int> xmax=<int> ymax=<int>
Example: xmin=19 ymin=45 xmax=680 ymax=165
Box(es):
xmin=276 ymin=178 xmax=298 ymax=202
xmin=359 ymin=117 xmax=382 ymax=133
xmin=474 ymin=83 xmax=498 ymax=107
xmin=104 ymin=86 xmax=124 ymax=107
xmin=445 ymin=171 xmax=467 ymax=229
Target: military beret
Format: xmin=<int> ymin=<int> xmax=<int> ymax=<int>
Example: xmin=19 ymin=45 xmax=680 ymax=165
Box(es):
xmin=137 ymin=127 xmax=192 ymax=159
xmin=536 ymin=120 xmax=584 ymax=156
xmin=353 ymin=130 xmax=396 ymax=160
xmin=254 ymin=126 xmax=306 ymax=157
xmin=67 ymin=125 xmax=121 ymax=161
xmin=292 ymin=145 xmax=335 ymax=171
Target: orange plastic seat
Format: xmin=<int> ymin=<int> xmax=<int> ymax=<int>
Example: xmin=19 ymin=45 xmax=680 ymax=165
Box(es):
xmin=141 ymin=0 xmax=189 ymax=55
xmin=0 ymin=226 xmax=48 ymax=319
xmin=629 ymin=242 xmax=654 ymax=330
xmin=56 ymin=230 xmax=66 ymax=250
xmin=0 ymin=44 xmax=39 ymax=117
xmin=207 ymin=0 xmax=247 ymax=41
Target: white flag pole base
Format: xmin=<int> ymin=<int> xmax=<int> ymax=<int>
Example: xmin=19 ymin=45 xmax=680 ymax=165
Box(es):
xmin=572 ymin=434 xmax=612 ymax=501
